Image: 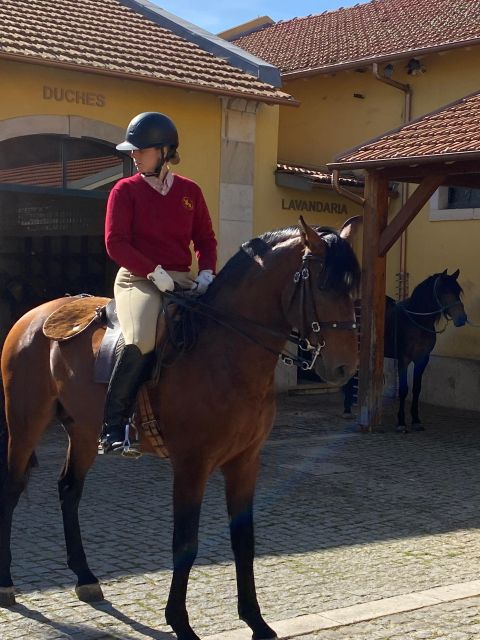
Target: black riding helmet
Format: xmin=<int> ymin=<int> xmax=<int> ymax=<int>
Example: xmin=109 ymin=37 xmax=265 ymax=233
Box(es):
xmin=116 ymin=112 xmax=179 ymax=159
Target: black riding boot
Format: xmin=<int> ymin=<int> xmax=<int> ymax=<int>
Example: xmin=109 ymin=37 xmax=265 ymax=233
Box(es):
xmin=99 ymin=344 xmax=154 ymax=455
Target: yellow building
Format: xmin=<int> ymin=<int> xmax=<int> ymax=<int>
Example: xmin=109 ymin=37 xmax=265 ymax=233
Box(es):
xmin=0 ymin=0 xmax=293 ymax=313
xmin=226 ymin=0 xmax=480 ymax=409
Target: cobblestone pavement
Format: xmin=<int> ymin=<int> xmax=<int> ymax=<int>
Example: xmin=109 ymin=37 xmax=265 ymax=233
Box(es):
xmin=1 ymin=392 xmax=480 ymax=639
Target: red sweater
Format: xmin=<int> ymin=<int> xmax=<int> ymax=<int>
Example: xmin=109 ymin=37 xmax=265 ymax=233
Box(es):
xmin=105 ymin=173 xmax=217 ymax=277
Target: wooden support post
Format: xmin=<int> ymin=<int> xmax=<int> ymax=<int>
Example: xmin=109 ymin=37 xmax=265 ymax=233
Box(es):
xmin=358 ymin=171 xmax=389 ymax=431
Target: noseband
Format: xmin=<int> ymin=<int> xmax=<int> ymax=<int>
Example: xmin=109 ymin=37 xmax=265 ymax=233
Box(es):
xmin=281 ymin=253 xmax=357 ymax=371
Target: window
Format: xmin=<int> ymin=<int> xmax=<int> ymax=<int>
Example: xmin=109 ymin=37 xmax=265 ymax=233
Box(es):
xmin=0 ymin=134 xmax=130 ymax=191
xmin=429 ymin=186 xmax=480 ymax=221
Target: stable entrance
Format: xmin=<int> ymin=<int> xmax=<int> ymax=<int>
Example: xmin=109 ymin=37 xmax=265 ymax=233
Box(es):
xmin=0 ymin=133 xmax=131 ymax=314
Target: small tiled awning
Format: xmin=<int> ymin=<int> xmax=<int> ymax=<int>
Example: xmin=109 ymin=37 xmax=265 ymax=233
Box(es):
xmin=0 ymin=156 xmax=122 ymax=188
xmin=329 ymin=90 xmax=480 ymax=170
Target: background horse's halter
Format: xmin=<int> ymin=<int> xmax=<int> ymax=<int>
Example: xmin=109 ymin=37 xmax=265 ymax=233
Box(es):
xmin=402 ymin=276 xmax=463 ymax=334
xmin=162 ymin=250 xmax=357 ymax=371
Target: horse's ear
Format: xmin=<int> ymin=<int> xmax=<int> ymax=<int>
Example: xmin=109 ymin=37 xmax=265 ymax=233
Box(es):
xmin=442 ymin=269 xmax=448 ymax=275
xmin=299 ymin=215 xmax=324 ymax=253
xmin=451 ymin=268 xmax=460 ymax=280
xmin=339 ymin=215 xmax=363 ymax=245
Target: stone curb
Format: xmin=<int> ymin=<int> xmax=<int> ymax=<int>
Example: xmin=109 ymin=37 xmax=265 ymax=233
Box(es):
xmin=205 ymin=580 xmax=480 ymax=640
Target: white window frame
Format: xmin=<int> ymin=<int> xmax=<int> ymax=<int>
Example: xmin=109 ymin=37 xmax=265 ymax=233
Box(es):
xmin=429 ymin=186 xmax=480 ymax=221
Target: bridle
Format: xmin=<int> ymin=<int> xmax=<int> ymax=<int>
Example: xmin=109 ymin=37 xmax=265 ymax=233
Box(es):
xmin=162 ymin=250 xmax=357 ymax=371
xmin=280 ymin=252 xmax=357 ymax=370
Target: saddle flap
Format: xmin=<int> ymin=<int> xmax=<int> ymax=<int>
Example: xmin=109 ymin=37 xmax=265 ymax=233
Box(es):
xmin=43 ymin=295 xmax=110 ymax=341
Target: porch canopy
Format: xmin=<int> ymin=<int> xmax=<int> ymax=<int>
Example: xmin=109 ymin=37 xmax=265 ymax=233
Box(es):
xmin=328 ymin=90 xmax=480 ymax=429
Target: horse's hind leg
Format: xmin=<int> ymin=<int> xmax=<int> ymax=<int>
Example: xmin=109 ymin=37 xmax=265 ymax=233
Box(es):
xmin=0 ymin=396 xmax=53 ymax=606
xmin=411 ymin=355 xmax=429 ymax=430
xmin=223 ymin=454 xmax=277 ymax=640
xmin=0 ymin=444 xmax=37 ymax=605
xmin=58 ymin=426 xmax=103 ymax=602
xmin=397 ymin=360 xmax=409 ymax=433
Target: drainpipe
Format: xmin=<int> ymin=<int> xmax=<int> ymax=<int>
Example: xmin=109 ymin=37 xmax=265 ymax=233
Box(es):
xmin=331 ymin=170 xmax=366 ymax=207
xmin=372 ymin=62 xmax=412 ymax=300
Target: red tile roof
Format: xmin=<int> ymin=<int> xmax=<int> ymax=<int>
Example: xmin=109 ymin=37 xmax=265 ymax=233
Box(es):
xmin=231 ymin=0 xmax=480 ymax=75
xmin=276 ymin=163 xmax=364 ymax=188
xmin=329 ymin=90 xmax=480 ymax=168
xmin=0 ymin=0 xmax=294 ymax=104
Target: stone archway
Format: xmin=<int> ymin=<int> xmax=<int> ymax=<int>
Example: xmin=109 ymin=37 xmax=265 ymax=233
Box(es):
xmin=0 ymin=114 xmax=124 ymax=145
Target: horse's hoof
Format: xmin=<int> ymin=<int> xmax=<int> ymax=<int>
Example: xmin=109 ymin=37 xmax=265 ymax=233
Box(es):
xmin=396 ymin=426 xmax=408 ymax=434
xmin=252 ymin=632 xmax=277 ymax=640
xmin=0 ymin=586 xmax=16 ymax=607
xmin=412 ymin=424 xmax=425 ymax=432
xmin=342 ymin=411 xmax=355 ymax=419
xmin=75 ymin=582 xmax=104 ymax=603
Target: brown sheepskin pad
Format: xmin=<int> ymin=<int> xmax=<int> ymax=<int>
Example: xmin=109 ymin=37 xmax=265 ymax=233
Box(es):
xmin=43 ymin=296 xmax=110 ymax=341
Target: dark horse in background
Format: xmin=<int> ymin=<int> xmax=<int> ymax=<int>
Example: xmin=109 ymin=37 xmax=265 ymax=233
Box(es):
xmin=0 ymin=218 xmax=360 ymax=640
xmin=343 ymin=269 xmax=467 ymax=432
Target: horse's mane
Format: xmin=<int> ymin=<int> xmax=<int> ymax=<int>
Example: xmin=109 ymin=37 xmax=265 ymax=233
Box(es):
xmin=408 ymin=272 xmax=463 ymax=321
xmin=204 ymin=225 xmax=360 ymax=300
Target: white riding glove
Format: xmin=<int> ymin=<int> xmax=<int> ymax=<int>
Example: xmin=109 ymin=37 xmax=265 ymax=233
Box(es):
xmin=192 ymin=269 xmax=215 ymax=295
xmin=147 ymin=265 xmax=175 ymax=292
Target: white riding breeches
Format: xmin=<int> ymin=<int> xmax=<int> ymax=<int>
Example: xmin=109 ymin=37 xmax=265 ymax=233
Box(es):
xmin=114 ymin=267 xmax=194 ymax=354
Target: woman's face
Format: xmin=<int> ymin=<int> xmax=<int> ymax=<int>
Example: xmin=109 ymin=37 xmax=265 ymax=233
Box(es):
xmin=131 ymin=147 xmax=162 ymax=174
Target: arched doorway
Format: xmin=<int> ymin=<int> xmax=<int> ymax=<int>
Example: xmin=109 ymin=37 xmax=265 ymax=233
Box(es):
xmin=0 ymin=133 xmax=131 ymax=318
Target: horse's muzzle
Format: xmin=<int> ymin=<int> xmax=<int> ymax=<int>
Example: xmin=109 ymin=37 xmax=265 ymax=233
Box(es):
xmin=453 ymin=313 xmax=467 ymax=327
xmin=314 ymin=360 xmax=357 ymax=386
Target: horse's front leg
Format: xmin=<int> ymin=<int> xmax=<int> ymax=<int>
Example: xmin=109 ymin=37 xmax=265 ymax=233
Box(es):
xmin=58 ymin=427 xmax=103 ymax=602
xmin=342 ymin=376 xmax=356 ymax=418
xmin=397 ymin=359 xmax=409 ymax=433
xmin=165 ymin=463 xmax=209 ymax=640
xmin=411 ymin=355 xmax=429 ymax=430
xmin=222 ymin=454 xmax=277 ymax=640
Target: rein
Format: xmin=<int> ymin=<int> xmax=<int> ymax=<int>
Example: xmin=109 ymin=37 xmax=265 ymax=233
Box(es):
xmin=161 ymin=253 xmax=357 ymax=371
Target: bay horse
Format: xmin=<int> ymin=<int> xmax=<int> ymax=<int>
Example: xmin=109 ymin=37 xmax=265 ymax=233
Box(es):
xmin=0 ymin=217 xmax=360 ymax=640
xmin=342 ymin=270 xmax=467 ymax=432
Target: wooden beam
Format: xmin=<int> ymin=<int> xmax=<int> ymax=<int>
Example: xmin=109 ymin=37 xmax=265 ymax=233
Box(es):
xmin=377 ymin=159 xmax=480 ymax=182
xmin=379 ymin=173 xmax=445 ymax=256
xmin=358 ymin=172 xmax=389 ymax=431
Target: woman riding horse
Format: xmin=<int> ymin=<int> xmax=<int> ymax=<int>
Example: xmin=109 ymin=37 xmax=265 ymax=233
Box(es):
xmin=100 ymin=112 xmax=217 ymax=454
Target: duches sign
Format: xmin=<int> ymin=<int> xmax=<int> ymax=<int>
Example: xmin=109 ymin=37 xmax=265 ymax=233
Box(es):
xmin=282 ymin=198 xmax=348 ymax=214
xmin=43 ymin=85 xmax=106 ymax=107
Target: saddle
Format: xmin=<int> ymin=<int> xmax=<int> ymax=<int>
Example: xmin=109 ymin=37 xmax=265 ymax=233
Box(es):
xmin=42 ymin=295 xmax=169 ymax=458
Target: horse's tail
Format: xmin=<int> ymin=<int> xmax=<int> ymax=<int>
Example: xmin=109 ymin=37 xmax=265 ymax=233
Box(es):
xmin=0 ymin=385 xmax=8 ymax=490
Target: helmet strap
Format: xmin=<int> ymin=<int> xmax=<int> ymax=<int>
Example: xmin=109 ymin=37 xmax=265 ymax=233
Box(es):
xmin=142 ymin=148 xmax=167 ymax=178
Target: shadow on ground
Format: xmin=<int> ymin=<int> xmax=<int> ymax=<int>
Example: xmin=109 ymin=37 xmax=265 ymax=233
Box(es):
xmin=9 ymin=392 xmax=480 ymax=595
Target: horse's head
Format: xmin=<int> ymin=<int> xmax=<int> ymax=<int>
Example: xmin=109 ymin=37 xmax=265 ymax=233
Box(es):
xmin=436 ymin=269 xmax=467 ymax=327
xmin=283 ymin=216 xmax=361 ymax=386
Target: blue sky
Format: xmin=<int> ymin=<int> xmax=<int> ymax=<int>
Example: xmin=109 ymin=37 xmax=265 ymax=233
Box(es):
xmin=151 ymin=0 xmax=359 ymax=34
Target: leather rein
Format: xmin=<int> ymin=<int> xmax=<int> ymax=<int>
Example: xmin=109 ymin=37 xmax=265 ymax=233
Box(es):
xmin=163 ymin=252 xmax=357 ymax=371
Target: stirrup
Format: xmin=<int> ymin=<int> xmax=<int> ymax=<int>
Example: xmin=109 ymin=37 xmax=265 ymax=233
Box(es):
xmin=98 ymin=423 xmax=142 ymax=459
